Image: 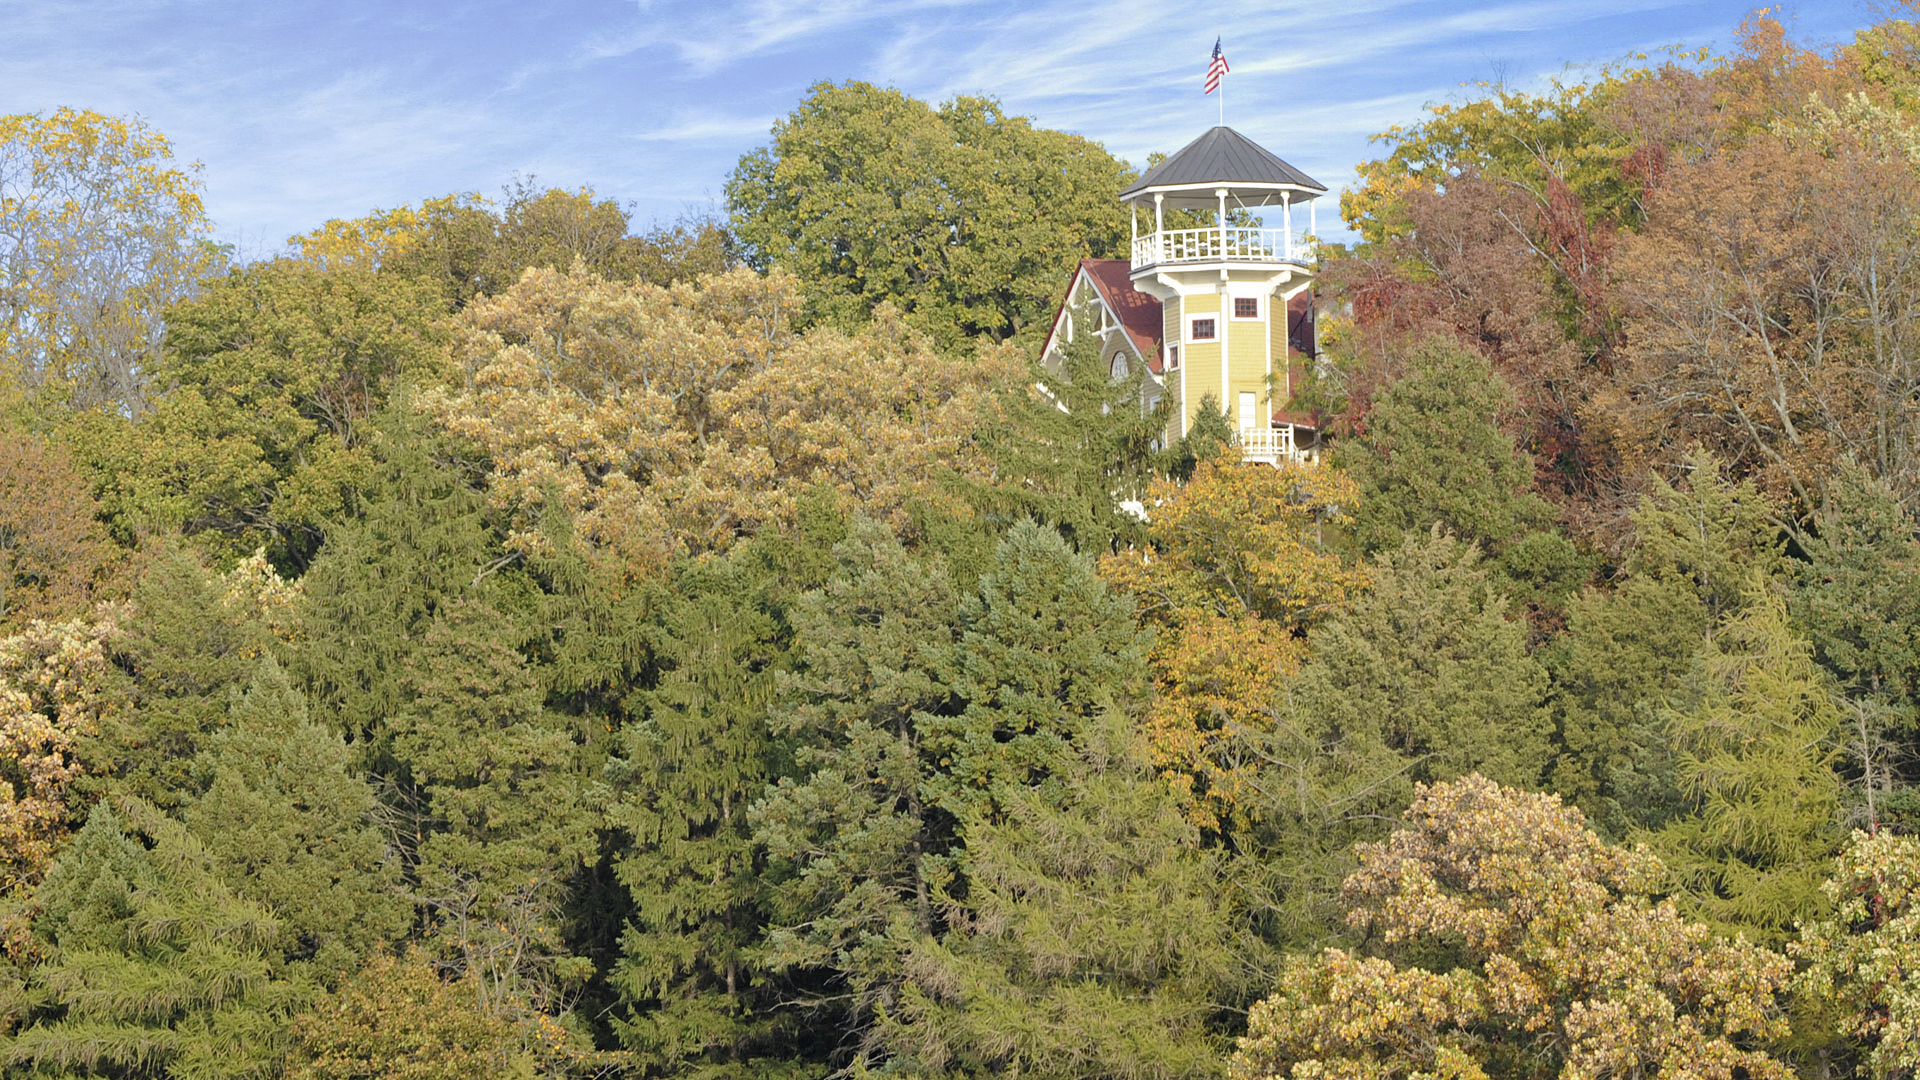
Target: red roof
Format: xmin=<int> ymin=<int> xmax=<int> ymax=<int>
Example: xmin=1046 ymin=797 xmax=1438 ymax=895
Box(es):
xmin=1079 ymin=259 xmax=1165 ymax=373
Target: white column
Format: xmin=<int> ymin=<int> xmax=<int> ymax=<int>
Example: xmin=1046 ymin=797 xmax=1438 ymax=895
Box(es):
xmin=1154 ymin=193 xmax=1165 ymax=263
xmin=1217 ymin=188 xmax=1228 ymax=259
xmin=1283 ymin=194 xmax=1293 ymax=262
xmin=1310 ymin=198 xmax=1317 ymax=240
xmin=1130 ymin=203 xmax=1137 ymax=261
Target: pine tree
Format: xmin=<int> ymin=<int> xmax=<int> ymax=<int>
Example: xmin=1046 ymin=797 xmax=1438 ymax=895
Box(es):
xmin=293 ymin=405 xmax=502 ymax=751
xmin=1335 ymin=338 xmax=1552 ymax=553
xmin=1334 ymin=338 xmax=1585 ymax=611
xmin=185 ymin=657 xmax=408 ymax=977
xmin=88 ymin=542 xmax=280 ymax=809
xmin=1547 ymin=448 xmax=1786 ymax=833
xmin=883 ymin=712 xmax=1232 ymax=1080
xmin=1648 ymin=589 xmax=1845 ymax=946
xmin=1790 ymin=466 xmax=1920 ymax=826
xmin=7 ymin=798 xmax=303 ymax=1078
xmin=926 ymin=520 xmax=1149 ymax=826
xmin=750 ymin=518 xmax=963 ymax=1074
xmin=976 ymin=300 xmax=1162 ymax=554
xmin=607 ymin=543 xmax=806 ymax=1076
xmin=1239 ymin=529 xmax=1551 ymax=947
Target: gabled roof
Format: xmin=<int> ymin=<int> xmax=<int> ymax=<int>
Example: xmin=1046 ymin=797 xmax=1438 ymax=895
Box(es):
xmin=1040 ymin=258 xmax=1167 ymax=376
xmin=1120 ymin=126 xmax=1325 ymax=206
xmin=1081 ymin=259 xmax=1163 ymax=369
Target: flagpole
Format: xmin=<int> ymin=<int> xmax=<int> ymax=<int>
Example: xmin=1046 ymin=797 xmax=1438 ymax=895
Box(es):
xmin=1218 ymin=34 xmax=1225 ymax=126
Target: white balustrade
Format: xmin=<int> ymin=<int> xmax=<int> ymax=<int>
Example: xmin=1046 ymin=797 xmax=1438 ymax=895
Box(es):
xmin=1131 ymin=227 xmax=1316 ymax=269
xmin=1234 ymin=425 xmax=1318 ymax=466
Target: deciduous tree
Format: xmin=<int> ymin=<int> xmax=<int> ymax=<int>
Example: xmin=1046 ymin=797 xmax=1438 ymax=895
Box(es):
xmin=1233 ymin=775 xmax=1793 ymax=1080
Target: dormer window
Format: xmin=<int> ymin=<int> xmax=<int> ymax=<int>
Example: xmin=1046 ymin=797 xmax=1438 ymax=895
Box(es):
xmin=1233 ymin=297 xmax=1260 ymax=319
xmin=1189 ymin=317 xmax=1216 ymax=342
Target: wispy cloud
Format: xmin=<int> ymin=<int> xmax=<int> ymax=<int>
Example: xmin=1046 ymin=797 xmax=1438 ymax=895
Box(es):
xmin=0 ymin=0 xmax=1882 ymax=246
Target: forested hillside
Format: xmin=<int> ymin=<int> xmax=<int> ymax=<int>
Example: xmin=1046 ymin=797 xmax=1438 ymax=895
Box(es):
xmin=8 ymin=11 xmax=1920 ymax=1079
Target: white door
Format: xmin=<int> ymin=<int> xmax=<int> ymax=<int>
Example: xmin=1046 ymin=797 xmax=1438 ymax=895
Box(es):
xmin=1238 ymin=391 xmax=1257 ymax=431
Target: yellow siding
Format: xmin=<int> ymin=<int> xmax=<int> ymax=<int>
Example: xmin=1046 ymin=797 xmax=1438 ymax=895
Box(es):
xmin=1228 ymin=310 xmax=1266 ymax=421
xmin=1180 ymin=294 xmax=1222 ymax=434
xmin=1160 ymin=298 xmax=1182 ymax=440
xmin=1271 ymin=315 xmax=1291 ymax=404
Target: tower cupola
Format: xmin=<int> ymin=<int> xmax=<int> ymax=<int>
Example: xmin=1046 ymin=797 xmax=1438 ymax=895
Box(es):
xmin=1121 ymin=125 xmax=1325 ymax=276
xmin=1119 ymin=125 xmax=1324 ymax=457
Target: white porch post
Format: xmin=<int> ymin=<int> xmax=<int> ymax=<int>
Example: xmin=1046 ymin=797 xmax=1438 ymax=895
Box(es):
xmin=1216 ymin=188 xmax=1227 ymax=259
xmin=1130 ymin=203 xmax=1137 ymax=263
xmin=1154 ymin=193 xmax=1165 ymax=257
xmin=1283 ymin=193 xmax=1293 ymax=262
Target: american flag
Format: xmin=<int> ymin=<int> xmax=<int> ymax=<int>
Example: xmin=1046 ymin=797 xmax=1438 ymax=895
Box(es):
xmin=1204 ymin=38 xmax=1229 ymax=95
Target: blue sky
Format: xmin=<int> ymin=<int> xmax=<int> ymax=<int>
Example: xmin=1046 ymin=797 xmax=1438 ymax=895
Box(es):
xmin=0 ymin=0 xmax=1882 ymax=254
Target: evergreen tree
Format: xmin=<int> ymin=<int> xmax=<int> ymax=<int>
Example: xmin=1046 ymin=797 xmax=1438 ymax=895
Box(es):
xmin=884 ymin=712 xmax=1232 ymax=1080
xmin=1160 ymin=393 xmax=1234 ymax=483
xmin=293 ymin=406 xmax=501 ymax=751
xmin=977 ymin=300 xmax=1162 ymax=555
xmin=1334 ymin=338 xmax=1585 ymax=610
xmin=750 ymin=519 xmax=963 ymax=1074
xmin=926 ymin=520 xmax=1149 ymax=826
xmin=8 ymin=799 xmax=304 ymax=1078
xmin=1336 ymin=338 xmax=1552 ymax=552
xmin=1790 ymin=466 xmax=1920 ymax=826
xmin=1240 ymin=529 xmax=1551 ymax=947
xmin=186 ymin=658 xmax=408 ymax=978
xmin=1648 ymin=589 xmax=1845 ymax=946
xmin=394 ymin=595 xmax=597 ymax=1017
xmin=1547 ymin=448 xmax=1786 ymax=833
xmin=607 ymin=540 xmax=818 ymax=1076
xmin=87 ymin=543 xmax=279 ymax=809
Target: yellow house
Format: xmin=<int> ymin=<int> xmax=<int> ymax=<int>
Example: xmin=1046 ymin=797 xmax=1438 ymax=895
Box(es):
xmin=1041 ymin=125 xmax=1325 ymax=465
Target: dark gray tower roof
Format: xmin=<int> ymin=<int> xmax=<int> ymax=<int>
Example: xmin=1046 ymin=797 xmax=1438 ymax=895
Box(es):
xmin=1119 ymin=126 xmax=1325 ymax=208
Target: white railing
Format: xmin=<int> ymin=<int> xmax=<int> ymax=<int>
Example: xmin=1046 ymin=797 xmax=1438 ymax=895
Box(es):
xmin=1235 ymin=425 xmax=1319 ymax=466
xmin=1132 ymin=227 xmax=1316 ymax=269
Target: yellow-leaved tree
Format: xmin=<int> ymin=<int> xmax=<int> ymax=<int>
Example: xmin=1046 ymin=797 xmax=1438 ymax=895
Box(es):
xmin=0 ymin=612 xmax=118 ymax=895
xmin=424 ymin=263 xmax=1011 ymax=582
xmin=1234 ymin=775 xmax=1793 ymax=1080
xmin=1099 ymin=458 xmax=1365 ymax=829
xmin=0 ymin=108 xmax=217 ymax=413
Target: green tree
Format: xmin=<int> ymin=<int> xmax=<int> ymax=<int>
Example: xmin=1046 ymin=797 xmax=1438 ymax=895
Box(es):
xmin=1646 ymin=590 xmax=1845 ymax=946
xmin=1239 ymin=529 xmax=1550 ymax=947
xmin=1332 ymin=338 xmax=1582 ymax=610
xmin=750 ymin=519 xmax=963 ymax=1074
xmin=606 ymin=534 xmax=834 ymax=1076
xmin=883 ymin=713 xmax=1232 ymax=1080
xmin=7 ymin=798 xmax=307 ymax=1078
xmin=186 ymin=657 xmax=408 ymax=977
xmin=728 ymin=82 xmax=1132 ymax=351
xmin=1547 ymin=448 xmax=1786 ymax=833
xmin=926 ymin=520 xmax=1149 ymax=826
xmin=976 ymin=302 xmax=1161 ymax=555
xmin=1790 ymin=466 xmax=1920 ymax=825
xmin=135 ymin=259 xmax=452 ymax=568
xmin=86 ymin=545 xmax=290 ymax=811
